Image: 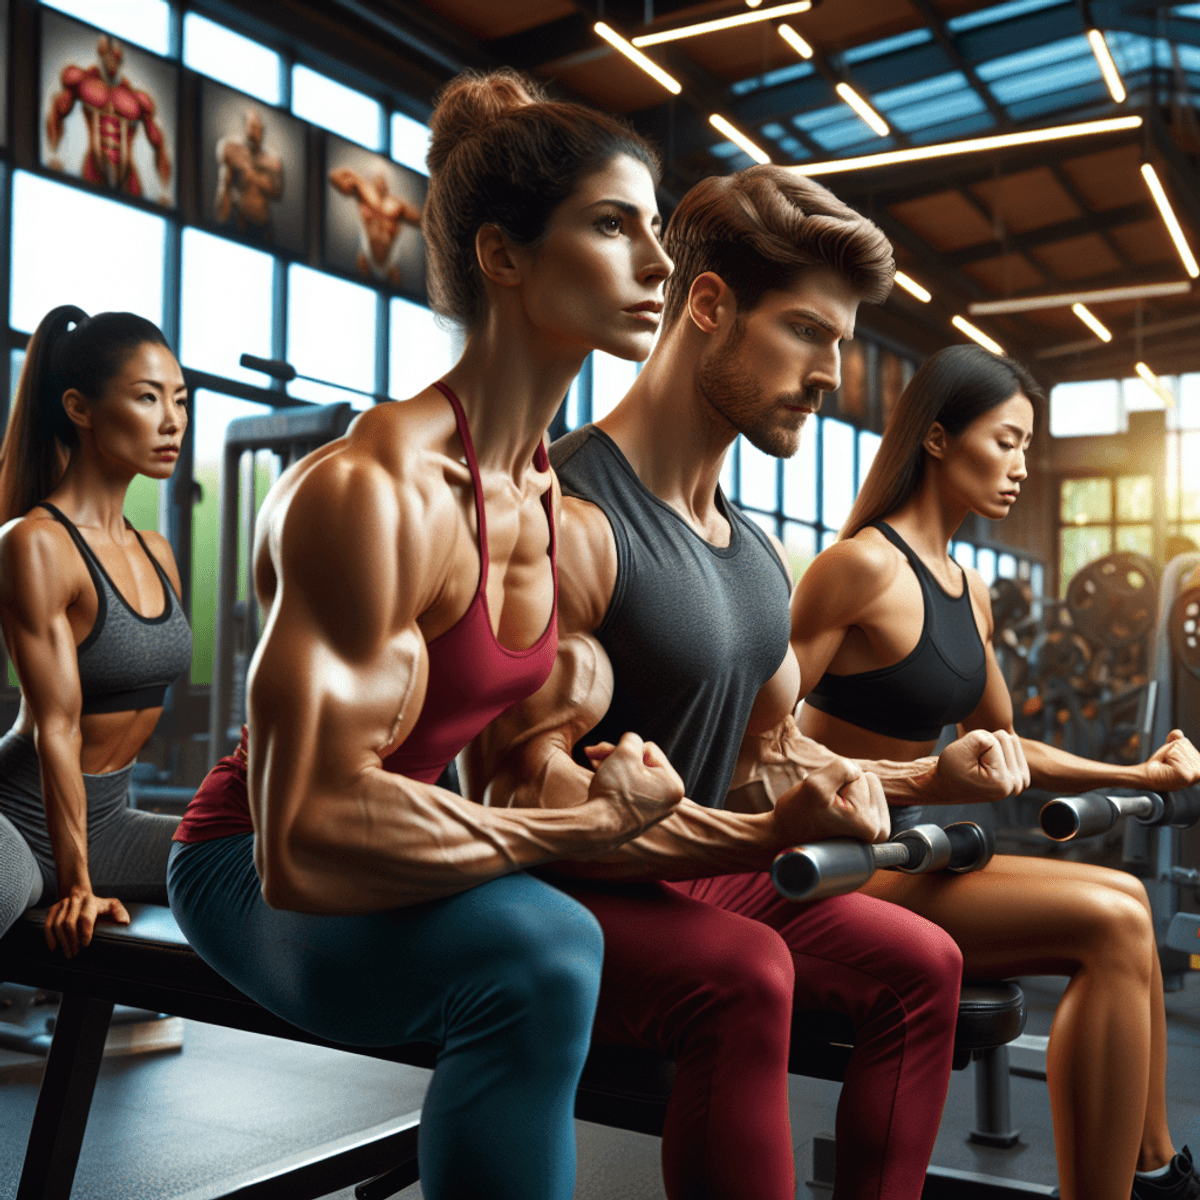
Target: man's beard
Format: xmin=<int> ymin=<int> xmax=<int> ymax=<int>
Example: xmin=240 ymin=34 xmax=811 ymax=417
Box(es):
xmin=697 ymin=322 xmax=822 ymax=459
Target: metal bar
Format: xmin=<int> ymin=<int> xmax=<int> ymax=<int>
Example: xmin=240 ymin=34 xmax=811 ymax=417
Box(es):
xmin=16 ymin=993 xmax=114 ymax=1200
xmin=209 ymin=442 xmax=244 ymax=767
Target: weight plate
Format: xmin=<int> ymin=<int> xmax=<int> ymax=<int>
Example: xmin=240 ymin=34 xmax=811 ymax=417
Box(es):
xmin=1169 ymin=585 xmax=1200 ymax=681
xmin=1065 ymin=552 xmax=1158 ymax=650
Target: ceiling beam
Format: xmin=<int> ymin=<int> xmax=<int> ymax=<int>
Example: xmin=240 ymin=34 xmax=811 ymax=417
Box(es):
xmin=945 ymin=201 xmax=1156 ymax=266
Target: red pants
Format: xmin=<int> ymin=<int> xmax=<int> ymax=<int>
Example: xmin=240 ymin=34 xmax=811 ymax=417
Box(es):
xmin=558 ymin=872 xmax=962 ymax=1200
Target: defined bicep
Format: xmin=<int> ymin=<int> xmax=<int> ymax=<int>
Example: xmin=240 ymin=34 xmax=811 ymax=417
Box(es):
xmin=246 ymin=465 xmax=432 ymax=818
xmin=789 ymin=571 xmax=853 ymax=702
xmin=462 ymin=630 xmax=614 ymax=807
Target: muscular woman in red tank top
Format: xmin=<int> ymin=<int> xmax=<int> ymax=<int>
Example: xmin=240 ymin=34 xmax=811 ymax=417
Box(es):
xmin=167 ymin=70 xmax=683 ymax=1200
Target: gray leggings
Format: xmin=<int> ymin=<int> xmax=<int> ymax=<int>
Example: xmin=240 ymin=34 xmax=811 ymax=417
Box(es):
xmin=0 ymin=730 xmax=178 ymax=938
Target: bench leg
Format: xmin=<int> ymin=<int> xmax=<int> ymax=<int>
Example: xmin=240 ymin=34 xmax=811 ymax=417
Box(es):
xmin=17 ymin=992 xmax=114 ymax=1200
xmin=969 ymin=1045 xmax=1021 ymax=1148
xmin=354 ymin=1156 xmax=421 ymax=1200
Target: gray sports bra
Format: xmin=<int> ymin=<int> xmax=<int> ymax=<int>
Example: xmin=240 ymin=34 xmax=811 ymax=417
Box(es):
xmin=39 ymin=503 xmax=193 ymax=714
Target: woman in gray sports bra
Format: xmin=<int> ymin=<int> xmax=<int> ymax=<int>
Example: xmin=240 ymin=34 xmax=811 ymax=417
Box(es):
xmin=0 ymin=305 xmax=192 ymax=953
xmin=791 ymin=344 xmax=1200 ymax=1200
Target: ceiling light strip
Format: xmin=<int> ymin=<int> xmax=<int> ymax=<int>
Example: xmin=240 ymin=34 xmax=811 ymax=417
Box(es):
xmin=710 ymin=114 xmax=772 ymax=163
xmin=594 ymin=23 xmax=682 ymax=94
xmin=1087 ymin=29 xmax=1126 ymax=103
xmin=633 ymin=1 xmax=812 ymax=46
xmin=835 ymin=83 xmax=889 ymax=137
xmin=1141 ymin=163 xmax=1200 ymax=279
xmin=1135 ymin=361 xmax=1175 ymax=407
xmin=777 ymin=22 xmax=814 ymax=58
xmin=894 ymin=271 xmax=931 ymax=302
xmin=1071 ymin=303 xmax=1113 ymax=342
xmin=790 ymin=114 xmax=1142 ymax=176
xmin=951 ymin=315 xmax=1004 ymax=355
xmin=968 ymin=280 xmax=1191 ymax=315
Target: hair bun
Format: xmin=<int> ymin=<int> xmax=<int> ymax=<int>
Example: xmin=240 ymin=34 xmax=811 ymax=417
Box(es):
xmin=427 ymin=69 xmax=546 ymax=174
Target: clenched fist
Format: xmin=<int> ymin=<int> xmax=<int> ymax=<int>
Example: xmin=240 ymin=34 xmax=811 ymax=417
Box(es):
xmin=773 ymin=756 xmax=891 ymax=848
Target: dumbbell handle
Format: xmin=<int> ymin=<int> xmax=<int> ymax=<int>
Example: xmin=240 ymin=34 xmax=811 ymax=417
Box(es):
xmin=772 ymin=821 xmax=992 ymax=902
xmin=1039 ymin=792 xmax=1164 ymax=841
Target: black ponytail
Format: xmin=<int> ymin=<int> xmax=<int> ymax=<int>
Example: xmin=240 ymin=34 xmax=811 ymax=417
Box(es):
xmin=0 ymin=305 xmax=169 ymax=523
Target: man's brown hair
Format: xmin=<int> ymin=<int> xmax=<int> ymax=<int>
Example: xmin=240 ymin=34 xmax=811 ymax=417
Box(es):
xmin=661 ymin=165 xmax=894 ymax=325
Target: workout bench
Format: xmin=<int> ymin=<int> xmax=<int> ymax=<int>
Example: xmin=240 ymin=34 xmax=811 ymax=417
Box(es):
xmin=1 ymin=902 xmax=1041 ymax=1200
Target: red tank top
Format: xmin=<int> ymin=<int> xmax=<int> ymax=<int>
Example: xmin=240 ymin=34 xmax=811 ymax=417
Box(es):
xmin=174 ymin=382 xmax=559 ymax=843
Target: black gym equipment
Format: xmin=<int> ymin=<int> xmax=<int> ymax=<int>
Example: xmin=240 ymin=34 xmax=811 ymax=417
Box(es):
xmin=772 ymin=821 xmax=994 ymax=902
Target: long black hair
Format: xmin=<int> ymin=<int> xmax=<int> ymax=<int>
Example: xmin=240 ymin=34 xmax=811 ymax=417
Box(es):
xmin=842 ymin=343 xmax=1044 ymax=540
xmin=0 ymin=305 xmax=169 ymax=523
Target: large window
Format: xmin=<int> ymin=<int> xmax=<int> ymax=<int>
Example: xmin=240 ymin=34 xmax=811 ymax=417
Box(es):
xmin=183 ymin=12 xmax=283 ymax=103
xmin=1059 ymin=474 xmax=1155 ymax=595
xmin=180 ymin=229 xmax=275 ymax=384
xmin=287 ymin=266 xmax=378 ymax=407
xmin=292 ymin=65 xmax=382 ymax=148
xmin=10 ymin=172 xmax=166 ymax=332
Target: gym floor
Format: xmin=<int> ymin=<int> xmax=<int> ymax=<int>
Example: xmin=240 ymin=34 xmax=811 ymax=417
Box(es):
xmin=1 ymin=974 xmax=1197 ymax=1199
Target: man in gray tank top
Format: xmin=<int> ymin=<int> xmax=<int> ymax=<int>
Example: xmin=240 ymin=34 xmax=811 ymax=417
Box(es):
xmin=466 ymin=166 xmax=1031 ymax=1200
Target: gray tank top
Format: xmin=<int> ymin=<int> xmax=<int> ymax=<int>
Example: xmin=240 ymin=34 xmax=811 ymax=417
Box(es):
xmin=551 ymin=426 xmax=791 ymax=810
xmin=39 ymin=503 xmax=193 ymax=714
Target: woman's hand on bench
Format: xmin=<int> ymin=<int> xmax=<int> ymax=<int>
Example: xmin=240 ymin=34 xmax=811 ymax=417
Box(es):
xmin=44 ymin=886 xmax=131 ymax=957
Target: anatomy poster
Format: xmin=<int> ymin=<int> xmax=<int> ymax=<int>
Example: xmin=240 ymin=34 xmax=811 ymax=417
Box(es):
xmin=41 ymin=8 xmax=178 ymax=207
xmin=200 ymin=78 xmax=306 ymax=253
xmin=324 ymin=132 xmax=427 ymax=299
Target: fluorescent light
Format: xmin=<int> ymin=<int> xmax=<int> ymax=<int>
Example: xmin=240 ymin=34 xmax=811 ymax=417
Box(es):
xmin=835 ymin=82 xmax=889 ymax=137
xmin=1071 ymin=303 xmax=1112 ymax=342
xmin=710 ymin=114 xmax=772 ymax=164
xmin=895 ymin=271 xmax=931 ymax=302
xmin=791 ymin=114 xmax=1142 ymax=176
xmin=747 ymin=0 xmax=763 ymax=7
xmin=594 ymin=22 xmax=682 ymax=94
xmin=633 ymin=1 xmax=812 ymax=46
xmin=951 ymin=315 xmax=1004 ymax=355
xmin=1087 ymin=29 xmax=1126 ymax=104
xmin=778 ymin=22 xmax=814 ymax=58
xmin=1141 ymin=162 xmax=1200 ymax=279
xmin=1135 ymin=361 xmax=1175 ymax=407
xmin=969 ymin=280 xmax=1191 ymax=315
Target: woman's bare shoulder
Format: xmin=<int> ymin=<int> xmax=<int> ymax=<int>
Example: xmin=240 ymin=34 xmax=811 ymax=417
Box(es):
xmin=0 ymin=512 xmax=79 ymax=610
xmin=802 ymin=528 xmax=902 ymax=593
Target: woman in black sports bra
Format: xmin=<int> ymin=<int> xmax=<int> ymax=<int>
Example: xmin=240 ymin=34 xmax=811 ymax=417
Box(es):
xmin=790 ymin=343 xmax=1200 ymax=1200
xmin=0 ymin=305 xmax=191 ymax=954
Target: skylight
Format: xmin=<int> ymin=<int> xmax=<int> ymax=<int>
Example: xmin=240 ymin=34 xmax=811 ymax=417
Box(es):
xmin=947 ymin=0 xmax=1068 ymax=35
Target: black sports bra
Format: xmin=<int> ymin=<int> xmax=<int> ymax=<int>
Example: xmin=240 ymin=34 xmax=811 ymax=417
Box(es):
xmin=804 ymin=521 xmax=987 ymax=743
xmin=39 ymin=503 xmax=193 ymax=714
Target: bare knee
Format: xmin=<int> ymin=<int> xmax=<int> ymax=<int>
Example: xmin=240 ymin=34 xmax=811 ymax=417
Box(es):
xmin=1076 ymin=886 xmax=1155 ymax=976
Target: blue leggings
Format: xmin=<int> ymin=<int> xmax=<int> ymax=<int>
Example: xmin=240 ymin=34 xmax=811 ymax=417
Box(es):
xmin=167 ymin=835 xmax=603 ymax=1200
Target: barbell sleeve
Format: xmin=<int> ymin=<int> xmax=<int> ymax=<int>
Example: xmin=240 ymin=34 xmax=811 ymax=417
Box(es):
xmin=1039 ymin=791 xmax=1165 ymax=841
xmin=772 ymin=821 xmax=992 ymax=902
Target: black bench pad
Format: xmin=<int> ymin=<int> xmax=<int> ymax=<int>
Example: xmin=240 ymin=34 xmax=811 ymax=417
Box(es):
xmin=1 ymin=904 xmax=1026 ymax=1138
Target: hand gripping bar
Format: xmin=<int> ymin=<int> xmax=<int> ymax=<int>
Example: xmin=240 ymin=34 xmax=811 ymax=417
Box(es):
xmin=771 ymin=821 xmax=994 ymax=903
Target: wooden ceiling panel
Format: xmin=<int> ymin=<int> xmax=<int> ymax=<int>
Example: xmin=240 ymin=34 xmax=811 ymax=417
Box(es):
xmin=419 ymin=0 xmax=575 ymax=41
xmin=1058 ymin=144 xmax=1146 ymax=211
xmin=963 ymin=253 xmax=1047 ymax=294
xmin=970 ymin=168 xmax=1080 ymax=235
xmin=1030 ymin=234 xmax=1124 ymax=281
xmin=889 ymin=190 xmax=995 ymax=251
xmin=1107 ymin=218 xmax=1181 ymax=267
xmin=542 ymin=54 xmax=675 ymax=113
